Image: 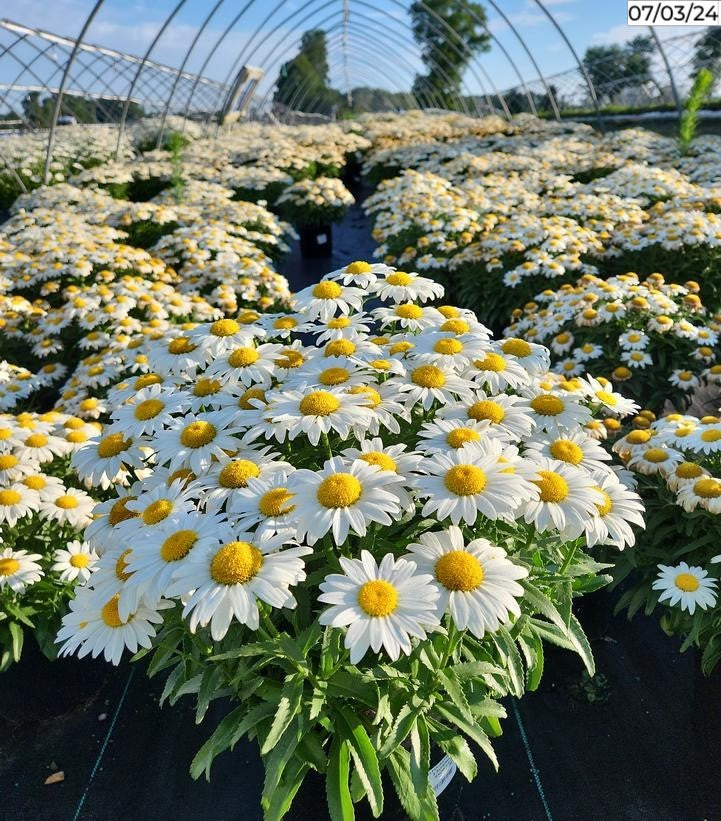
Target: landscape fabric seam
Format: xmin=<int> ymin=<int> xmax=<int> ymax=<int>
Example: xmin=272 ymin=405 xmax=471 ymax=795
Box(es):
xmin=71 ymin=667 xmax=135 ymax=821
xmin=511 ymin=698 xmax=554 ymax=821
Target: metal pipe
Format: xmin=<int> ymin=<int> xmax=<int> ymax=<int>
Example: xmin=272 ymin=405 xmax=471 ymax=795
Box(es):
xmin=648 ymin=26 xmax=682 ymax=116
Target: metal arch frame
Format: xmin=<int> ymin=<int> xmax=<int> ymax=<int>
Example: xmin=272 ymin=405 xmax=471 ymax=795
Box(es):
xmin=154 ymin=0 xmax=227 ymax=148
xmin=648 ymin=26 xmax=682 ymax=115
xmin=253 ymin=4 xmax=473 ymax=115
xmin=215 ymin=0 xmax=502 ymax=118
xmin=43 ymin=0 xmax=104 ymax=181
xmin=483 ymin=0 xmax=560 ymax=120
xmin=114 ymin=0 xmax=189 ymax=158
xmin=530 ymin=0 xmax=603 ymax=129
xmin=283 ymin=29 xmax=435 ymax=113
xmin=253 ymin=8 xmax=469 ymax=115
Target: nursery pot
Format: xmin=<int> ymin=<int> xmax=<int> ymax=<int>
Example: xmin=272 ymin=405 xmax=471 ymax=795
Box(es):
xmin=298 ymin=223 xmax=333 ymax=258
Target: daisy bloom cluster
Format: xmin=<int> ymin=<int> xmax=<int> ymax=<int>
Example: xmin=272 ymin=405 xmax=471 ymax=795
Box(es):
xmin=0 ymin=410 xmax=102 ymax=670
xmin=276 ymin=176 xmax=355 ymax=227
xmin=56 ymin=259 xmax=643 ymax=820
xmin=504 ymin=271 xmax=720 ymax=411
xmin=611 ymin=412 xmax=721 ymax=672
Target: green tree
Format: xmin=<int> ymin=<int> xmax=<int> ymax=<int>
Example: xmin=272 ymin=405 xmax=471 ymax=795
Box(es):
xmin=410 ymin=0 xmax=490 ymax=110
xmin=582 ymin=36 xmax=655 ymax=104
xmin=274 ymin=29 xmax=341 ymax=115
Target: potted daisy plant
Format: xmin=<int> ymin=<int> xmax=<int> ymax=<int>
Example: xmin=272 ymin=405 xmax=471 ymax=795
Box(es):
xmin=59 ymin=261 xmax=644 ymax=820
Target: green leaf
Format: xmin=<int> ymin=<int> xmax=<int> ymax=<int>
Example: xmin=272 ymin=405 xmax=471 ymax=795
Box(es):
xmin=336 ymin=707 xmax=384 ymax=817
xmin=491 ymin=627 xmax=524 ymax=698
xmin=8 ymin=621 xmax=23 ymax=662
xmin=326 ymin=737 xmax=354 ymax=821
xmin=387 ymin=747 xmax=439 ymax=821
xmin=378 ymin=704 xmax=416 ymax=759
xmin=432 ymin=731 xmax=477 ymax=782
xmin=263 ymin=756 xmax=309 ymax=821
xmin=326 ymin=669 xmax=378 ymax=709
xmin=262 ymin=717 xmax=303 ymax=803
xmin=567 ymin=613 xmax=595 ymax=676
xmin=260 ymin=675 xmax=305 ymax=755
xmin=433 ymin=702 xmax=498 ymax=771
xmin=409 ymin=716 xmax=430 ymax=795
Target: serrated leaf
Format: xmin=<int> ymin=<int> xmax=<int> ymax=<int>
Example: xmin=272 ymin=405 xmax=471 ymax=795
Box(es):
xmin=260 ymin=675 xmax=304 ymax=755
xmin=336 ymin=707 xmax=384 ymax=817
xmin=326 ymin=737 xmax=354 ymax=821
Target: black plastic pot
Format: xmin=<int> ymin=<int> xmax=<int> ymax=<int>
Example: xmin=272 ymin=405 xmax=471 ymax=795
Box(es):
xmin=298 ymin=223 xmax=333 ymax=258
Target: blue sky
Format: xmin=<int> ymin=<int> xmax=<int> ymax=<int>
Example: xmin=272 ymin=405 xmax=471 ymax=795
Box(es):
xmin=0 ymin=0 xmax=705 ymax=105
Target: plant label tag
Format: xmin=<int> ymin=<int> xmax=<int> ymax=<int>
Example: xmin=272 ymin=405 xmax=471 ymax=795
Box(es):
xmin=428 ymin=754 xmax=457 ymax=796
xmin=316 ymin=233 xmax=328 ymax=245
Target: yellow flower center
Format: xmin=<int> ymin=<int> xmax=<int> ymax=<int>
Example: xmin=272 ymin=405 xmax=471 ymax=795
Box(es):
xmin=501 ymin=338 xmax=531 ymax=357
xmin=55 ymin=494 xmax=79 ymax=510
xmin=219 ymin=459 xmax=260 ymax=488
xmin=389 ymin=341 xmax=414 ymax=355
xmin=228 ymin=347 xmax=260 ymax=368
xmin=0 ymin=489 xmax=21 ymax=506
xmin=674 ymin=573 xmax=699 ymax=593
xmin=474 ymin=353 xmax=506 ymax=373
xmin=161 ymin=530 xmax=198 ymax=562
xmin=98 ymin=433 xmax=130 ymax=458
xmin=0 ymin=557 xmax=20 ymax=576
xmin=210 ymin=318 xmax=240 ymax=336
xmin=25 ymin=433 xmax=48 ymax=448
xmin=595 ymin=390 xmax=617 ymax=406
xmin=386 ymin=272 xmax=412 ymax=286
xmin=694 ymin=477 xmax=721 ymax=498
xmin=312 ymin=281 xmax=342 ymax=299
xmin=434 ymin=338 xmax=463 ymax=355
xmin=444 ymin=465 xmax=486 ymax=496
xmin=210 ymin=541 xmax=263 ymax=585
xmin=319 ymin=367 xmax=350 ymax=386
xmin=70 ymin=553 xmax=90 ymax=568
xmin=468 ymin=400 xmax=505 ymax=424
xmin=676 ymin=462 xmax=703 ymax=479
xmin=644 ymin=448 xmax=668 ymax=463
xmin=395 ymin=304 xmax=423 ymax=319
xmin=549 ymin=439 xmax=584 ymax=465
xmin=135 ymin=374 xmax=163 ymax=389
xmin=316 ymin=473 xmax=362 ymax=508
xmin=194 ymin=378 xmax=221 ymax=397
xmin=239 ymin=387 xmax=267 ymax=409
xmin=328 ymin=317 xmax=350 ymax=328
xmin=346 ymin=261 xmax=372 ymax=274
xmin=108 ymin=497 xmax=137 ymax=526
xmin=180 ymin=421 xmax=216 ymax=448
xmin=101 ymin=594 xmax=127 ymax=628
xmin=411 ymin=365 xmax=445 ymax=388
xmin=530 ymin=395 xmax=565 ymax=416
xmin=167 ymin=337 xmax=196 ymax=355
xmin=441 ymin=319 xmax=470 ymax=334
xmin=299 ymin=391 xmax=341 ymax=416
xmin=276 ymin=349 xmax=304 ymax=369
xmin=447 ymin=428 xmax=481 ymax=448
xmin=700 ymin=429 xmax=721 ymax=443
xmin=115 ymin=549 xmax=133 ymax=581
xmin=66 ymin=431 xmax=88 ymax=444
xmin=325 ymin=339 xmax=356 ymax=357
xmin=626 ymin=430 xmax=651 ymax=444
xmin=435 ymin=551 xmax=484 ymax=592
xmin=274 ymin=317 xmax=298 ymax=330
xmin=359 ymin=452 xmax=397 ymax=472
xmin=142 ymin=499 xmax=173 ymax=525
xmin=357 ymin=579 xmax=398 ymax=616
xmin=533 ymin=470 xmax=569 ymax=503
xmin=134 ymin=399 xmax=164 ymax=420
xmin=23 ymin=475 xmax=46 ymax=491
xmin=613 ymin=367 xmax=631 ymax=380
xmin=258 ymin=488 xmax=296 ymax=517
xmin=0 ymin=454 xmax=18 ymax=470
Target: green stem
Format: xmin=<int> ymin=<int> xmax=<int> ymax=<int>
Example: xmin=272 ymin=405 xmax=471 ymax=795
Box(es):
xmin=560 ymin=543 xmax=578 ymax=575
xmin=320 ymin=432 xmax=333 ymax=461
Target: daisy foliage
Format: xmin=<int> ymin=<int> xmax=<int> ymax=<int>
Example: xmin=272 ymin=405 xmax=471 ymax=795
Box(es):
xmin=611 ymin=412 xmax=721 ymax=673
xmin=55 ymin=262 xmax=644 ymax=821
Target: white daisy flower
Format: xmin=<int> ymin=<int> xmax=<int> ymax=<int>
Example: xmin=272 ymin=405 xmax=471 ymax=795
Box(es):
xmin=581 ymin=376 xmax=640 ymax=418
xmin=439 ymin=391 xmax=535 ymax=441
xmin=405 ymin=526 xmax=528 ymax=637
xmin=498 ymin=338 xmax=550 ymax=374
xmin=325 ymin=260 xmax=386 ymax=288
xmin=0 ymin=484 xmax=39 ymax=526
xmin=289 ymin=456 xmax=404 ymax=545
xmin=153 ymin=411 xmax=243 ymax=474
xmin=52 ymin=540 xmax=99 ymax=584
xmin=111 ymin=384 xmax=190 ymax=437
xmin=189 ymin=317 xmax=262 ymax=358
xmin=583 ymin=471 xmax=645 ymax=549
xmin=676 ymin=476 xmax=721 ymax=513
xmin=205 ymin=342 xmax=283 ymax=387
xmin=390 ymin=363 xmax=474 ymax=411
xmin=669 ymin=369 xmax=700 ymax=391
xmin=39 ymin=486 xmax=95 ymax=528
xmin=520 ymin=457 xmax=606 ymax=540
xmin=72 ymin=430 xmax=148 ymax=490
xmin=523 ymin=389 xmax=591 ymax=437
xmin=374 ymin=304 xmax=445 ymax=332
xmin=225 ymin=475 xmax=298 ymax=539
xmin=464 ymin=347 xmax=532 ymax=393
xmin=292 ymin=280 xmax=364 ymax=321
xmin=341 ymin=437 xmax=421 ymax=512
xmin=621 ymin=350 xmax=653 ymax=369
xmin=373 ymin=270 xmax=444 ymax=304
xmin=619 ymin=330 xmax=650 ymax=350
xmin=524 ymin=430 xmax=612 ymax=473
xmin=0 ymin=547 xmax=43 ymax=593
xmin=167 ymin=529 xmax=311 ymax=639
xmin=627 ymin=445 xmax=683 ymax=476
xmin=653 ymin=563 xmax=717 ymax=615
xmin=416 ymin=417 xmax=495 ymax=453
xmin=318 ymin=551 xmax=440 ymax=663
xmin=413 ymin=441 xmax=536 ymax=525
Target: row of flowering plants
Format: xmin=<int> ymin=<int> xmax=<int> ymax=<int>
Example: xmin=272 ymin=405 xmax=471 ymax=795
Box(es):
xmin=53 ymin=261 xmax=645 ymax=819
xmin=611 ymin=414 xmax=721 ymax=674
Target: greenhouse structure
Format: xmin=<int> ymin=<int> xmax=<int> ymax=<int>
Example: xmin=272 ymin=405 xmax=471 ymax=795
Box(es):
xmin=0 ymin=1 xmax=720 ymax=819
